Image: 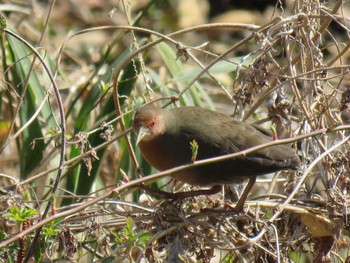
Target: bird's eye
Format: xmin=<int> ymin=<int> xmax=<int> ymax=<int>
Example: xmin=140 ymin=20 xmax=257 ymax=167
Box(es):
xmin=149 ymin=121 xmax=155 ymax=128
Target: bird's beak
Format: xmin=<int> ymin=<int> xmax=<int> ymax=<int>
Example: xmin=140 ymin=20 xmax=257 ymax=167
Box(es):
xmin=136 ymin=126 xmax=151 ymax=144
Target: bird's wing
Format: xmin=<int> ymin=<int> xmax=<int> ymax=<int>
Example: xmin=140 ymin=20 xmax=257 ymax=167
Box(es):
xmin=170 ymin=107 xmax=295 ymax=165
xmin=172 ymin=107 xmax=269 ymax=150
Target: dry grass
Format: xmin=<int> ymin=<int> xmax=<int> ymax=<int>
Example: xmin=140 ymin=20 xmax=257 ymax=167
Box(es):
xmin=0 ymin=0 xmax=350 ymax=262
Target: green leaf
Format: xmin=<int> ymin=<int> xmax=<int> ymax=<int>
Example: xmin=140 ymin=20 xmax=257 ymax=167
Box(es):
xmin=155 ymin=41 xmax=215 ymax=109
xmin=2 ymin=206 xmax=38 ymax=222
xmin=6 ymin=30 xmax=55 ymax=178
xmin=190 ymin=139 xmax=199 ymax=162
xmin=174 ymin=55 xmax=254 ymax=81
xmin=43 ymin=225 xmax=59 ymax=236
xmin=0 ymin=230 xmax=6 ymax=241
xmin=124 ymin=217 xmax=135 ymax=239
xmin=137 ymin=232 xmax=152 ymax=247
xmin=0 ymin=13 xmax=7 ymax=30
xmin=63 ymin=48 xmax=141 ymax=205
xmin=34 ymin=239 xmax=45 ymax=263
xmin=102 ymin=256 xmax=116 ymax=263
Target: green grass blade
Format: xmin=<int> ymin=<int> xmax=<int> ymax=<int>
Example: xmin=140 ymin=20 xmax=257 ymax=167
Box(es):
xmin=6 ymin=31 xmax=54 ymax=178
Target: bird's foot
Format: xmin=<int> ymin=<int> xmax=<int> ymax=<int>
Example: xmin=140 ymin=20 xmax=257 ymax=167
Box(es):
xmin=224 ymin=203 xmax=244 ymax=213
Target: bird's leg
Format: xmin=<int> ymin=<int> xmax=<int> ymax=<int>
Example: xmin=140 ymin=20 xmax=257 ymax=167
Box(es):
xmin=233 ymin=177 xmax=256 ymax=212
xmin=137 ymin=183 xmax=221 ymax=200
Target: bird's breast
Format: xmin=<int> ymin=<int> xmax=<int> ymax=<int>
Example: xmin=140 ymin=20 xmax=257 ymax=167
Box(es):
xmin=138 ymin=134 xmax=212 ymax=185
xmin=138 ymin=135 xmax=190 ymax=171
xmin=137 ymin=134 xmax=248 ymax=186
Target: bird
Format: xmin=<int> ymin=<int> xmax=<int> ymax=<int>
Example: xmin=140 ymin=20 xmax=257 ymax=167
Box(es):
xmin=132 ymin=104 xmax=300 ymax=211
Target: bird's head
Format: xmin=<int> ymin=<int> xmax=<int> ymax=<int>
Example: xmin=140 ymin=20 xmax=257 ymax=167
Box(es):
xmin=132 ymin=105 xmax=165 ymax=144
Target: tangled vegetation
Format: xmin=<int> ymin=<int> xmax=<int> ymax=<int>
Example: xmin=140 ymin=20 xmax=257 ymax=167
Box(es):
xmin=0 ymin=0 xmax=350 ymax=262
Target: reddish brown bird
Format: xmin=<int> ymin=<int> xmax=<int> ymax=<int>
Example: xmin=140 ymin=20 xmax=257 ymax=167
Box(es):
xmin=132 ymin=105 xmax=300 ymax=211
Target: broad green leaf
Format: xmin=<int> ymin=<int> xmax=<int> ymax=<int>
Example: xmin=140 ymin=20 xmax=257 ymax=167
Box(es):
xmin=155 ymin=41 xmax=215 ymax=109
xmin=63 ymin=49 xmax=141 ymax=205
xmin=174 ymin=55 xmax=254 ymax=81
xmin=0 ymin=13 xmax=7 ymax=30
xmin=6 ymin=31 xmax=55 ymax=178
